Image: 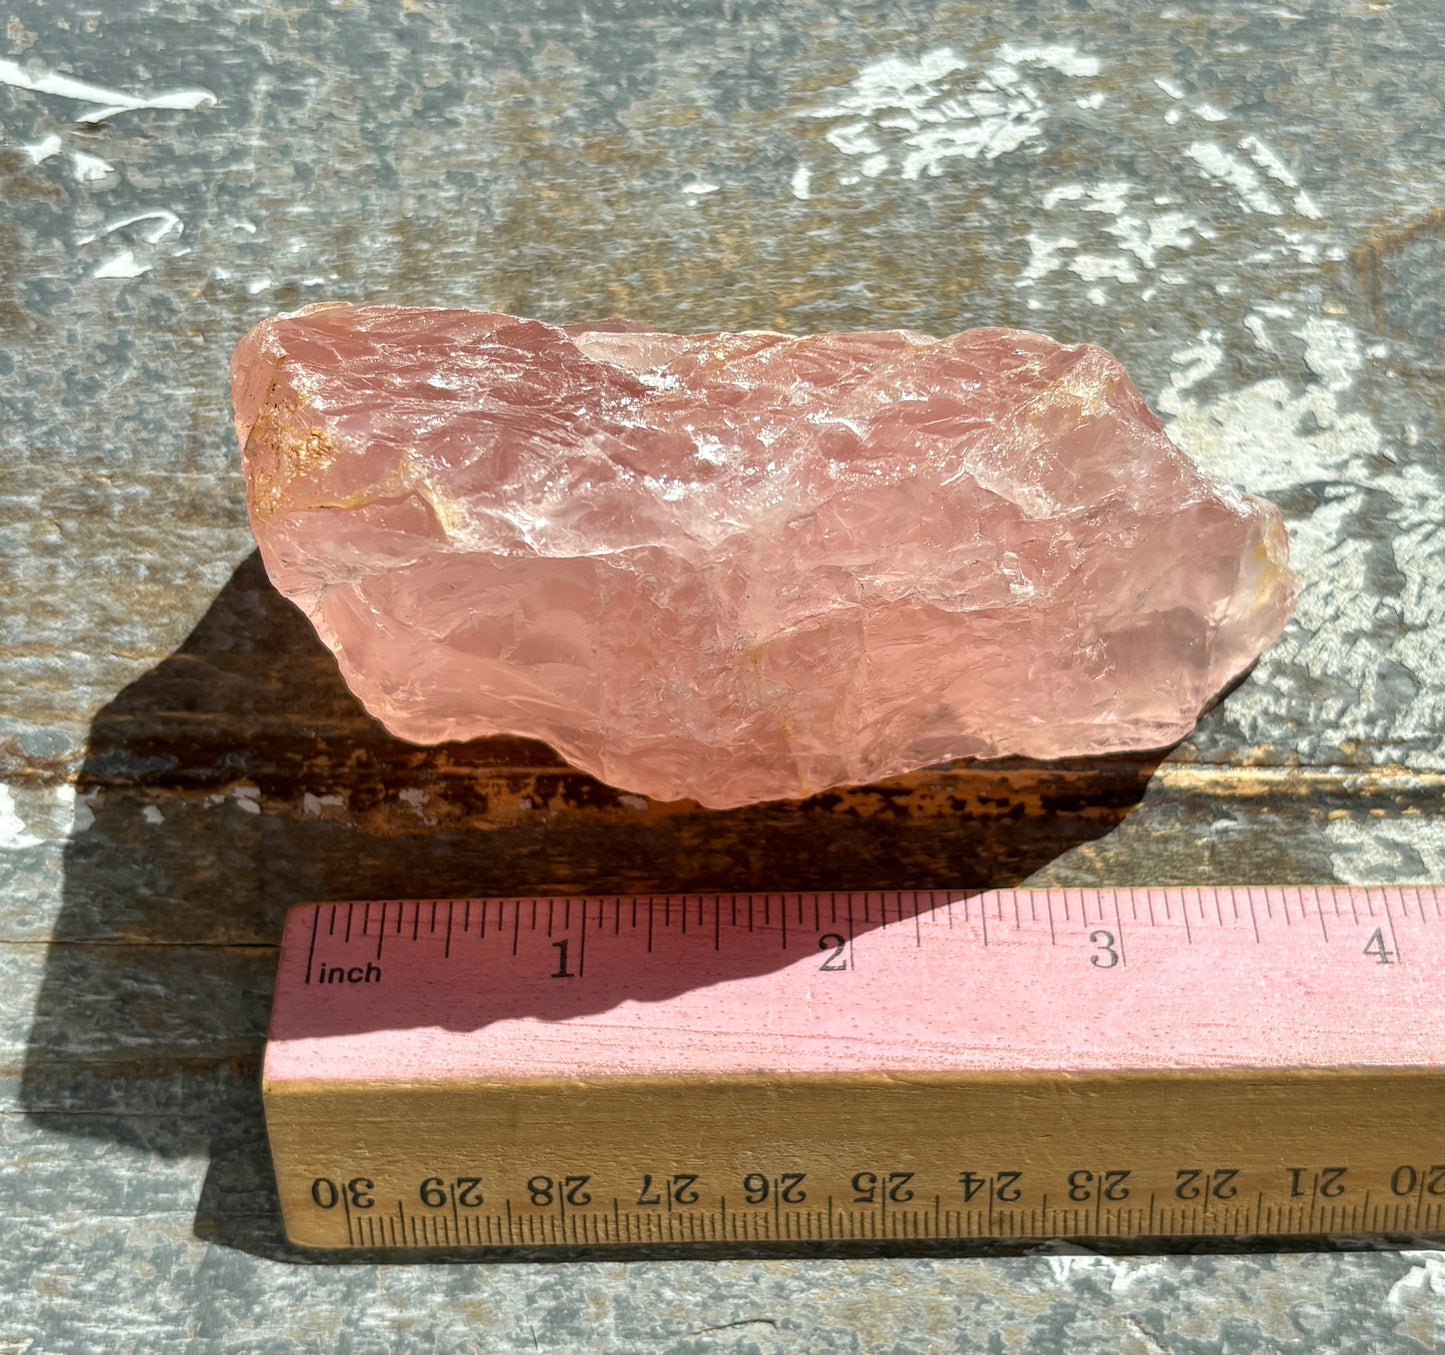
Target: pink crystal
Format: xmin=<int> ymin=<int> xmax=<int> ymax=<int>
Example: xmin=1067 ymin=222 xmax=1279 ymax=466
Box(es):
xmin=232 ymin=304 xmax=1297 ymax=809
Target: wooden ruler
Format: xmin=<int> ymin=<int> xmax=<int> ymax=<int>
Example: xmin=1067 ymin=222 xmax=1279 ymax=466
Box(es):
xmin=264 ymin=887 xmax=1445 ymax=1249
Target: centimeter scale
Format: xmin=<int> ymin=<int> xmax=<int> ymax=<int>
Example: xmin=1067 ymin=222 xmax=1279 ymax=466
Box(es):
xmin=264 ymin=886 xmax=1445 ymax=1250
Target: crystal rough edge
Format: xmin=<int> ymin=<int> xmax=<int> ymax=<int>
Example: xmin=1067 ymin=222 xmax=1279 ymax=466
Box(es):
xmin=232 ymin=304 xmax=1297 ymax=810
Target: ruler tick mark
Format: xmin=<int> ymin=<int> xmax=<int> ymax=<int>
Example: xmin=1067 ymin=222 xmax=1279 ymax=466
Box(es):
xmin=304 ymin=906 xmax=319 ymax=984
xmin=1382 ymin=890 xmax=1403 ymax=965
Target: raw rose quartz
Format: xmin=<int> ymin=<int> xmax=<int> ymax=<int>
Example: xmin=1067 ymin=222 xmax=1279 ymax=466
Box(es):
xmin=232 ymin=304 xmax=1296 ymax=809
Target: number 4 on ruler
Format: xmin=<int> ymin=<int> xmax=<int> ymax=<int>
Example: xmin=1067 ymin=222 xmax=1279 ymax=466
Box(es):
xmin=1364 ymin=928 xmax=1395 ymax=965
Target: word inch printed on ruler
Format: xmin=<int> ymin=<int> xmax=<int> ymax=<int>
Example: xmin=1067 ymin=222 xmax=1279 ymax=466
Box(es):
xmin=264 ymin=888 xmax=1445 ymax=1249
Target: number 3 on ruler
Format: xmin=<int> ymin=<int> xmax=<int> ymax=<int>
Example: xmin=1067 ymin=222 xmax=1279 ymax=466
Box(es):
xmin=1089 ymin=930 xmax=1120 ymax=968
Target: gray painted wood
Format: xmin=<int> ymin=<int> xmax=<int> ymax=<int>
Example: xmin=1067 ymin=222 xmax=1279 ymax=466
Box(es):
xmin=3 ymin=0 xmax=1444 ymax=1349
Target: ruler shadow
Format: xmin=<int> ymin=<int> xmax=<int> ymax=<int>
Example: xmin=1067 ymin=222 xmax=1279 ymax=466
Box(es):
xmin=27 ymin=550 xmax=1184 ymax=1262
xmin=196 ymin=1234 xmax=1434 ymax=1266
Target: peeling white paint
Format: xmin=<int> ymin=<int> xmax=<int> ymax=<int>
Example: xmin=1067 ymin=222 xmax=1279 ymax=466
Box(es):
xmin=1184 ymin=141 xmax=1284 ymax=215
xmin=1293 ymin=189 xmax=1322 ymax=220
xmin=92 ymin=250 xmax=149 ymax=279
xmin=0 ymin=56 xmax=215 ymax=122
xmin=142 ymin=805 xmax=164 ymax=825
xmin=789 ymin=164 xmax=812 ymax=200
xmin=71 ymin=150 xmax=114 ymax=182
xmin=1387 ymin=1252 xmax=1445 ymax=1308
xmin=398 ymin=787 xmax=438 ymax=824
xmin=1298 ymin=314 xmax=1363 ymax=393
xmin=55 ymin=784 xmax=94 ymax=835
xmin=808 ymin=47 xmax=966 ymax=123
xmin=302 ymin=792 xmax=345 ymax=817
xmin=1045 ymin=1250 xmax=1166 ymax=1291
xmin=995 ymin=43 xmax=1101 ymax=78
xmin=808 ymin=44 xmax=1105 ymax=183
xmin=681 ymin=180 xmax=719 ymax=195
xmin=0 ymin=785 xmax=43 ymax=849
xmin=1016 ymin=232 xmax=1078 ymax=285
xmin=1040 ymin=182 xmax=1084 ymax=209
xmin=1069 ymin=253 xmax=1138 ymax=283
xmin=1243 ymin=313 xmax=1273 ymax=351
xmin=1025 ymin=180 xmax=1196 ymax=287
xmin=1239 ymin=134 xmax=1322 ymax=219
xmin=91 ymin=210 xmax=183 ymax=245
xmin=618 ymin=794 xmax=649 ymax=810
xmin=233 ymin=784 xmax=261 ymax=815
xmin=23 ymin=132 xmax=62 ymax=163
xmin=1154 ymin=76 xmax=1186 ymax=100
xmin=1239 ymin=134 xmax=1298 ymax=187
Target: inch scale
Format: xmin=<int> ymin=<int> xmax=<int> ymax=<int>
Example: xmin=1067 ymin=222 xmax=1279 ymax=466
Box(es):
xmin=264 ymin=887 xmax=1445 ymax=1250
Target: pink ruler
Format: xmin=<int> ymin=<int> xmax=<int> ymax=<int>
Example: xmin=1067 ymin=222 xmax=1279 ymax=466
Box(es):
xmin=266 ymin=887 xmax=1445 ymax=1084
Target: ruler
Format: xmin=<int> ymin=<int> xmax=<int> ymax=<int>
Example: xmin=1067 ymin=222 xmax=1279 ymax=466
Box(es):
xmin=264 ymin=887 xmax=1445 ymax=1249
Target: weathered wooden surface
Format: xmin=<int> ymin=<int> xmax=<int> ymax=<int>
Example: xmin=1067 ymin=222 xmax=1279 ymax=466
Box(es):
xmin=3 ymin=0 xmax=1445 ymax=1349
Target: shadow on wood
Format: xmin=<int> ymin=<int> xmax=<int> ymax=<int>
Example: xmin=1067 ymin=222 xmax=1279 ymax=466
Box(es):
xmin=24 ymin=551 xmax=1166 ymax=1261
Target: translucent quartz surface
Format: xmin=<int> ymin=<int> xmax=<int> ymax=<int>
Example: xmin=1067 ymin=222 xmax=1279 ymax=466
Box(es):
xmin=232 ymin=304 xmax=1297 ymax=808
